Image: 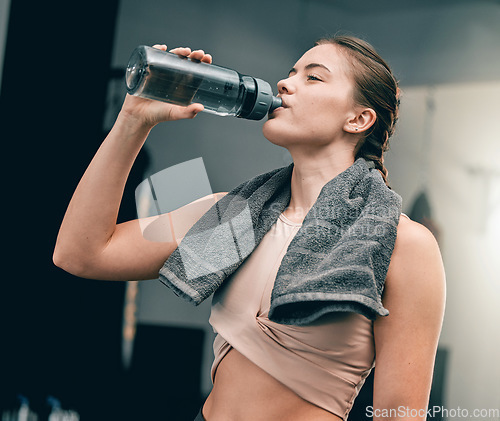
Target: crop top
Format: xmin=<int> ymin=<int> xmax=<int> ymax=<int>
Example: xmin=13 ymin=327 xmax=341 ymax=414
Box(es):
xmin=209 ymin=212 xmax=376 ymax=420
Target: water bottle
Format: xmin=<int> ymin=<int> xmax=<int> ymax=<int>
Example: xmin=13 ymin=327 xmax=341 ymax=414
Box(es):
xmin=125 ymin=45 xmax=282 ymax=120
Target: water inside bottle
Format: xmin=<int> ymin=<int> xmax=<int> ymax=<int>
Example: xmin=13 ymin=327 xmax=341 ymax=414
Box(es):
xmin=191 ymin=74 xmax=242 ymax=116
xmin=138 ymin=59 xmax=243 ymax=116
xmin=140 ymin=63 xmax=204 ymax=106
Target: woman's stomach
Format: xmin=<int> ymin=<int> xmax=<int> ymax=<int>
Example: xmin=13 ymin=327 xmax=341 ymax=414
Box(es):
xmin=202 ymin=346 xmax=343 ymax=421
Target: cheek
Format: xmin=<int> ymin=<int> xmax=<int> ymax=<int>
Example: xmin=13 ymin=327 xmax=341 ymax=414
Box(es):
xmin=313 ymin=96 xmax=350 ymax=126
xmin=262 ymin=95 xmax=347 ymax=142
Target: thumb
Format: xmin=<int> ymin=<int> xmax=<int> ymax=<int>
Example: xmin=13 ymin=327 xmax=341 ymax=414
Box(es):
xmin=183 ymin=103 xmax=204 ymax=119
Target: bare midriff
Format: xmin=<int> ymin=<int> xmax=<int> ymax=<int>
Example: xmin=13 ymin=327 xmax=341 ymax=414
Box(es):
xmin=202 ymin=348 xmax=343 ymax=421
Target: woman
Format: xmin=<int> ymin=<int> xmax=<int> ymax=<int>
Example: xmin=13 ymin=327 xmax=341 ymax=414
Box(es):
xmin=54 ymin=36 xmax=446 ymax=420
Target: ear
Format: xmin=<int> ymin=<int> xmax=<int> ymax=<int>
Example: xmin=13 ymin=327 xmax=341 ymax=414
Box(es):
xmin=344 ymin=108 xmax=377 ymax=134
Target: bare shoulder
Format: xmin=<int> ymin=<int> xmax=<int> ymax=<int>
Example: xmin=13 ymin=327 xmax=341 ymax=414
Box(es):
xmin=157 ymin=192 xmax=229 ymax=241
xmin=393 ymin=214 xmax=439 ymax=256
xmin=383 ymin=214 xmax=446 ymax=318
xmin=388 ymin=214 xmax=443 ymax=276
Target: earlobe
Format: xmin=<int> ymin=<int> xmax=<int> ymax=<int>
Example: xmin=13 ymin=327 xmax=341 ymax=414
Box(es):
xmin=345 ymin=108 xmax=377 ymax=134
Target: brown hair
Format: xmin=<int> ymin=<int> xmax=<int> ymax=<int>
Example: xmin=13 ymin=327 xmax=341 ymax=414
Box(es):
xmin=316 ymin=35 xmax=400 ymax=186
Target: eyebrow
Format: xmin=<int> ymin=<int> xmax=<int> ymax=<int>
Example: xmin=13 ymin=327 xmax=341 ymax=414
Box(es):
xmin=288 ymin=63 xmax=332 ymax=76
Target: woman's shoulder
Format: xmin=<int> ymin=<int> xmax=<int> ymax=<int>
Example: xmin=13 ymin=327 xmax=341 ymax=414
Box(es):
xmin=147 ymin=193 xmax=229 ymax=244
xmin=386 ymin=213 xmax=445 ymax=294
xmin=394 ymin=213 xmax=439 ymax=255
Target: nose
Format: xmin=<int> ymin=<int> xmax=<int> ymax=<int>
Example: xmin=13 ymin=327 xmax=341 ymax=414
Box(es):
xmin=277 ymin=77 xmax=294 ymax=95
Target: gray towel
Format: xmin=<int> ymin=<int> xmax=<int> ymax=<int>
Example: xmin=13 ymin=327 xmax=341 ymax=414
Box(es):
xmin=159 ymin=158 xmax=402 ymax=325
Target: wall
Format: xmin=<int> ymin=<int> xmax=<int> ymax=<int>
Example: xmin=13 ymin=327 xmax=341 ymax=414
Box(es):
xmin=388 ymin=82 xmax=500 ymax=415
xmin=111 ymin=0 xmax=500 ymax=412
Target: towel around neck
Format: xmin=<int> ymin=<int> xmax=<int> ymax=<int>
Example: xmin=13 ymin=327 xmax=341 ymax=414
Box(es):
xmin=159 ymin=158 xmax=402 ymax=325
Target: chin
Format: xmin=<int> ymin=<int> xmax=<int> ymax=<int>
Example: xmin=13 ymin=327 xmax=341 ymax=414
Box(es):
xmin=262 ymin=120 xmax=296 ymax=147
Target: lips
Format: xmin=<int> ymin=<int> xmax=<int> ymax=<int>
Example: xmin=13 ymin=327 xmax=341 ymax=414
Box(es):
xmin=278 ymin=97 xmax=289 ymax=108
xmin=268 ymin=97 xmax=288 ymax=118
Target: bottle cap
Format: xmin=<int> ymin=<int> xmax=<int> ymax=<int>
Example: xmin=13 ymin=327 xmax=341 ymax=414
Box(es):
xmin=247 ymin=78 xmax=279 ymax=120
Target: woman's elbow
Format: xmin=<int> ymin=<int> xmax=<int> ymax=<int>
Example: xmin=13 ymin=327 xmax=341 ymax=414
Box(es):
xmin=53 ymin=248 xmax=80 ymax=277
xmin=52 ymin=243 xmax=94 ymax=279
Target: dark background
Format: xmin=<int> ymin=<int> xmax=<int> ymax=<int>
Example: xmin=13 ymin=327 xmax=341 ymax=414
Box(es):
xmin=1 ymin=0 xmax=123 ymax=417
xmin=0 ymin=1 xmax=203 ymax=419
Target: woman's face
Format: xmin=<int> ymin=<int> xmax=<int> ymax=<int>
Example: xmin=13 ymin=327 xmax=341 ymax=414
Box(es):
xmin=263 ymin=43 xmax=357 ymax=148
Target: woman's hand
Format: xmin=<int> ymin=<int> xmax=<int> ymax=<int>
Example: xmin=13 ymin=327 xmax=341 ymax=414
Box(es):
xmin=120 ymin=44 xmax=213 ymax=128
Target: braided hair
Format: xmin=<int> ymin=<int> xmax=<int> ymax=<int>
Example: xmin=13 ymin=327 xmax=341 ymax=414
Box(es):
xmin=316 ymin=36 xmax=400 ymax=187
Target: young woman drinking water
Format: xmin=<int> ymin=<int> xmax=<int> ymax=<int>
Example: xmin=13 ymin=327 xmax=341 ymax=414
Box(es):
xmin=54 ymin=36 xmax=446 ymax=421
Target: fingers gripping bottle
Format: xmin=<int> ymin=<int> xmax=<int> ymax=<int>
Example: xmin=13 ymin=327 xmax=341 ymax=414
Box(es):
xmin=125 ymin=46 xmax=282 ymax=120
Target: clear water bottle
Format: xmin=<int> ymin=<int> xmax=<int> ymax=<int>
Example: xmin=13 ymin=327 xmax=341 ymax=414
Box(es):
xmin=125 ymin=45 xmax=282 ymax=120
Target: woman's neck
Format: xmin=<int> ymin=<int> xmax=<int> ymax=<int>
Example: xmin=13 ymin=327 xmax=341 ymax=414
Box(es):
xmin=284 ymin=146 xmax=355 ymax=223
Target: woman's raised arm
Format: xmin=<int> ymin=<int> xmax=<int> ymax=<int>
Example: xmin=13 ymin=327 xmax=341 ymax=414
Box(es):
xmin=53 ymin=45 xmax=213 ymax=281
